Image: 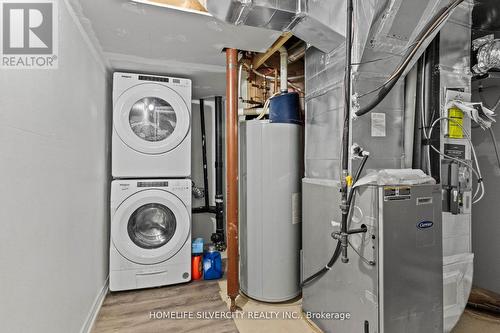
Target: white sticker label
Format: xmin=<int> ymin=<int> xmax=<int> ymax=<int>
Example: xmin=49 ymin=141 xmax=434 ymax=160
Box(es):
xmin=371 ymin=112 xmax=386 ymax=137
xmin=416 ymin=197 xmax=433 ymax=205
xmin=292 ymin=193 xmax=301 ymax=225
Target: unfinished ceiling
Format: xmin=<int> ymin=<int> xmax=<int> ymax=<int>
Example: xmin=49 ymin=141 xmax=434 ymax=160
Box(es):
xmin=69 ymin=0 xmax=281 ymax=98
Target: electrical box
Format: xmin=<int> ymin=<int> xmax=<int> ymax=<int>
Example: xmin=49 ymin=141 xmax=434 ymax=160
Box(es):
xmin=441 ymin=90 xmax=473 ymax=215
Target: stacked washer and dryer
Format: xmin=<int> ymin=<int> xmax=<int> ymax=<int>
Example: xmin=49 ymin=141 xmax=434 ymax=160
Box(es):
xmin=110 ymin=72 xmax=192 ymax=291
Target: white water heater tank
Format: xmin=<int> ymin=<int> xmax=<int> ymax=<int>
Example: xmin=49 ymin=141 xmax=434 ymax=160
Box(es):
xmin=239 ymin=120 xmax=303 ymax=302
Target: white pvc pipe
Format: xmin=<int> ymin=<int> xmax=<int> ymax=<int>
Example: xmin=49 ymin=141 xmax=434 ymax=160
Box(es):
xmin=279 ymin=46 xmax=288 ymax=93
xmin=238 ymin=108 xmax=267 ymax=116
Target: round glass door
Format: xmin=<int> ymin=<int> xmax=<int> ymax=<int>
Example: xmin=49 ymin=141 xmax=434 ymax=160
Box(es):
xmin=113 ymin=84 xmax=190 ymax=155
xmin=127 ymin=203 xmax=176 ymax=249
xmin=129 ymin=97 xmax=177 ymax=142
xmin=112 ymin=189 xmax=190 ymax=265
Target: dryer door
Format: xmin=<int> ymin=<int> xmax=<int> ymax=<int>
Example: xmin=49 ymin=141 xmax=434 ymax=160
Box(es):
xmin=114 ymin=83 xmax=190 ymax=155
xmin=112 ymin=189 xmax=190 ymax=265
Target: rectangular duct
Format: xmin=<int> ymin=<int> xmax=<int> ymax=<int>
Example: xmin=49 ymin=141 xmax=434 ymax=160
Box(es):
xmin=206 ymin=0 xmax=298 ymax=32
xmin=207 ymin=0 xmax=461 ymax=64
xmin=206 ymin=0 xmax=346 ymax=53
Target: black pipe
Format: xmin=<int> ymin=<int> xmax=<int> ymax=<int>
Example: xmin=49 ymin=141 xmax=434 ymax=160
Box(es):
xmin=347 ymin=225 xmax=367 ymax=235
xmin=340 ymin=0 xmax=354 ymax=264
xmin=355 ymin=0 xmax=464 ymax=118
xmin=212 ymin=96 xmax=225 ymax=247
xmin=192 ymin=99 xmax=215 ymax=214
xmin=199 ymin=99 xmax=210 ymax=209
xmin=192 ymin=206 xmax=216 ymax=214
xmin=413 ymin=58 xmax=424 ymax=170
xmin=191 ymin=97 xmax=226 ymax=250
xmin=425 ymin=36 xmax=441 ymax=183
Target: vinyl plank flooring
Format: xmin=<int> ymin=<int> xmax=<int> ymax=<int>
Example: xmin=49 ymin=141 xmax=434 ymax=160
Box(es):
xmin=92 ymin=276 xmax=499 ymax=333
xmin=92 ymin=279 xmax=238 ymax=333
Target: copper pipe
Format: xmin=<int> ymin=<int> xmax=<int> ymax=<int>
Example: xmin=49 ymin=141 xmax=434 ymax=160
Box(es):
xmin=225 ymin=48 xmax=241 ymax=312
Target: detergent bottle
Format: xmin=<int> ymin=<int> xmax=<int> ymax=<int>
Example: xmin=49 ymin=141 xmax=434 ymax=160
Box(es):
xmin=203 ymin=245 xmax=223 ymax=280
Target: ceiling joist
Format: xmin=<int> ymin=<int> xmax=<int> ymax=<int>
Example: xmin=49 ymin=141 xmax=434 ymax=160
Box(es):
xmin=252 ymin=32 xmax=293 ymax=70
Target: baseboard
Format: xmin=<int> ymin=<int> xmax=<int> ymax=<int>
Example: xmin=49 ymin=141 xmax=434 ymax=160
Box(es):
xmin=80 ymin=277 xmax=109 ymax=333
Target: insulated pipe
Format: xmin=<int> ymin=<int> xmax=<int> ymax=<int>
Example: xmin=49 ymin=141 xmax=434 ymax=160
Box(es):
xmin=225 ymin=48 xmax=240 ymax=312
xmin=279 ymin=46 xmax=288 ymax=93
xmin=288 ymin=42 xmax=306 ymax=64
xmin=238 ymin=107 xmax=267 ymax=116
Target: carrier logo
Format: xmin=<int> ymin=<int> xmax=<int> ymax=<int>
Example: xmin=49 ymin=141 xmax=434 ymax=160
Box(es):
xmin=1 ymin=0 xmax=58 ymax=69
xmin=417 ymin=221 xmax=434 ymax=229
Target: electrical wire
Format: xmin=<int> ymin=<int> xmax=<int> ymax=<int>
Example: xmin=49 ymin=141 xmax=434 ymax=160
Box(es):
xmin=489 ymin=127 xmax=500 ymax=169
xmin=300 ymin=154 xmax=369 ymax=287
xmin=348 ymin=239 xmax=375 ymax=266
xmin=351 ymin=41 xmax=419 ymax=66
xmin=428 ymin=118 xmax=482 ymax=199
xmin=256 ymin=92 xmax=280 ymax=120
xmin=420 ymin=53 xmax=432 ymax=175
xmin=477 ymin=88 xmax=500 ymax=169
xmin=251 ymin=67 xmax=304 ymax=81
xmin=240 ymin=63 xmax=304 ymax=102
xmin=428 ymin=117 xmax=485 ymax=203
xmin=355 ymin=0 xmax=465 ymax=117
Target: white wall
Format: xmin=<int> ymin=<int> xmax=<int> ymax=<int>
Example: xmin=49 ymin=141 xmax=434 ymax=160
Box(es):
xmin=472 ymin=83 xmax=500 ymax=294
xmin=0 ymin=1 xmax=110 ymax=332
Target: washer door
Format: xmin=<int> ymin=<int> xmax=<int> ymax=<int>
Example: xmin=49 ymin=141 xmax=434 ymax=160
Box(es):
xmin=112 ymin=189 xmax=190 ymax=265
xmin=114 ymin=83 xmax=190 ymax=155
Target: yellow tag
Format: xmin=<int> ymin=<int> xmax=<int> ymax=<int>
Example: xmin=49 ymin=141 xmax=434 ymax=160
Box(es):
xmin=448 ymin=107 xmax=464 ymax=139
xmin=346 ymin=175 xmax=353 ymax=187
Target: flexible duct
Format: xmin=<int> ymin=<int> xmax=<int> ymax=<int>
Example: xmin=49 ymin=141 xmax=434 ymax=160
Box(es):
xmin=473 ymin=35 xmax=500 ymax=74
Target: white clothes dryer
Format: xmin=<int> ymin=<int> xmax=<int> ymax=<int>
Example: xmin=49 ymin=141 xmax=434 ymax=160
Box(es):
xmin=112 ymin=72 xmax=191 ymax=178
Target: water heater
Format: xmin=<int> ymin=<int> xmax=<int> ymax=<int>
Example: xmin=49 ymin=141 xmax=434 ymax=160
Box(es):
xmin=239 ymin=120 xmax=303 ymax=302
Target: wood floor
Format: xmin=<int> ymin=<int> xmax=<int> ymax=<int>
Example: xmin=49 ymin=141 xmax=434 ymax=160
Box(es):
xmin=92 ymin=279 xmax=238 ymax=333
xmin=92 ymin=277 xmax=500 ymax=333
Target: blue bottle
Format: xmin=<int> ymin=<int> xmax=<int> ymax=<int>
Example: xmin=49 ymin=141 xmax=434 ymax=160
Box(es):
xmin=203 ymin=245 xmax=223 ymax=280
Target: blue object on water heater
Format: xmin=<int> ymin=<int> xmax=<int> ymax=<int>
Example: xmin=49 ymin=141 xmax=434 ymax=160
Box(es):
xmin=269 ymin=92 xmax=302 ymax=125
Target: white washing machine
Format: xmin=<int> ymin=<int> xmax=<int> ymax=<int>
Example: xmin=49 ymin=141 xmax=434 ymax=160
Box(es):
xmin=110 ymin=179 xmax=191 ymax=291
xmin=112 ymin=72 xmax=191 ymax=178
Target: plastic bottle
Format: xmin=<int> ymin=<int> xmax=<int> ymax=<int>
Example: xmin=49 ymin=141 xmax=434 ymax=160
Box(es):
xmin=192 ymin=237 xmax=204 ymax=255
xmin=203 ymin=245 xmax=223 ymax=280
xmin=192 ymin=254 xmax=203 ymax=280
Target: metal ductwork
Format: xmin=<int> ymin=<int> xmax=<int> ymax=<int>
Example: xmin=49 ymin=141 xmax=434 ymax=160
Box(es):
xmin=207 ymin=0 xmax=465 ymax=68
xmin=206 ymin=0 xmax=297 ymax=31
xmin=206 ymin=0 xmax=346 ymax=53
